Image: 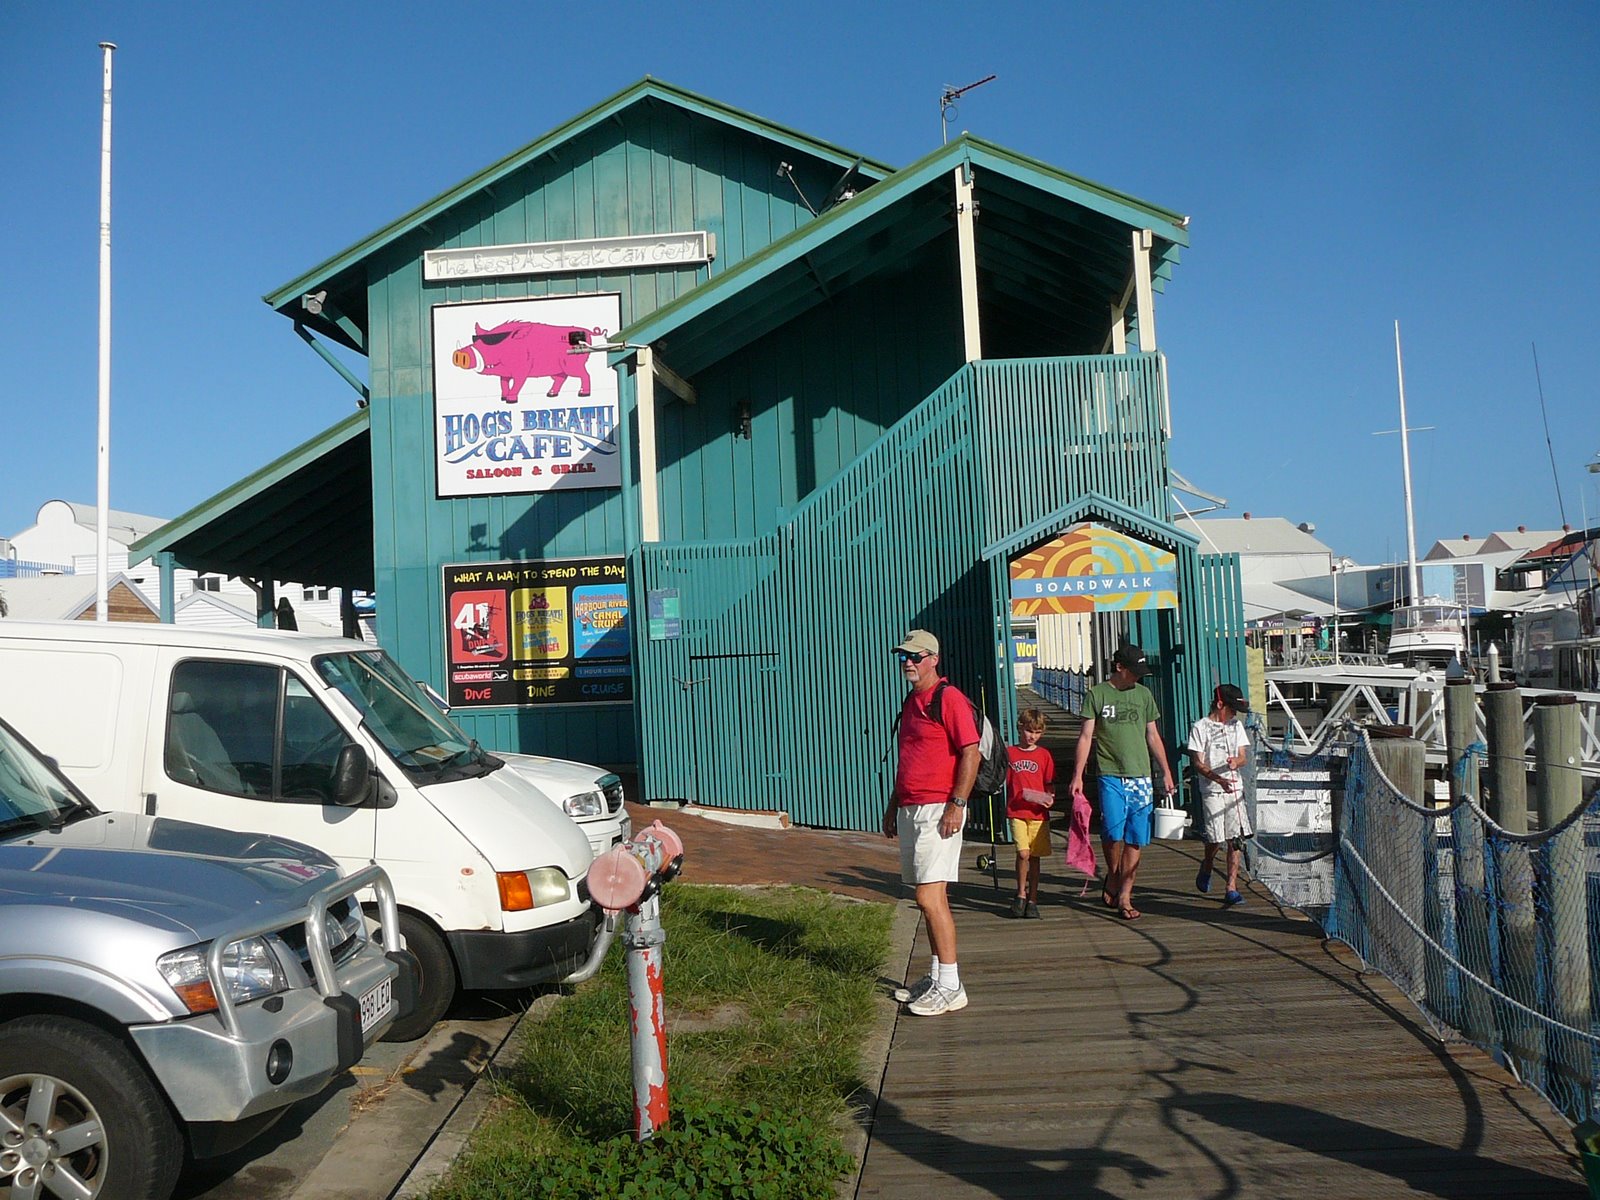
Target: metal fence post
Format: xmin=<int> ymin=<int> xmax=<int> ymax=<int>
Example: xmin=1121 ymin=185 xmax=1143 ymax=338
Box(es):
xmin=1534 ymin=693 xmax=1589 ymax=1112
xmin=1446 ymin=678 xmax=1491 ymax=1042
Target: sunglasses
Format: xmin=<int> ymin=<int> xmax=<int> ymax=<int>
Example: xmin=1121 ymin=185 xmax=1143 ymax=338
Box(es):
xmin=894 ymin=650 xmax=931 ymax=664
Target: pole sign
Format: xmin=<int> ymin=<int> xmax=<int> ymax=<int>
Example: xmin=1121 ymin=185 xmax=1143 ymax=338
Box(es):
xmin=443 ymin=556 xmax=631 ymax=708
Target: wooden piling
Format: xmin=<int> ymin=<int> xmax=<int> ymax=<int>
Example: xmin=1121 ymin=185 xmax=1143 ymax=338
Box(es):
xmin=1445 ymin=678 xmax=1490 ymax=1043
xmin=1533 ymin=693 xmax=1589 ymax=1109
xmin=1483 ymin=681 xmax=1539 ymax=1079
xmin=1368 ymin=727 xmax=1429 ymax=1004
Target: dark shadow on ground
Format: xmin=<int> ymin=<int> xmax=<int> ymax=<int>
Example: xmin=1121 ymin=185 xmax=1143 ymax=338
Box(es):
xmin=863 ymin=1096 xmax=1166 ymax=1200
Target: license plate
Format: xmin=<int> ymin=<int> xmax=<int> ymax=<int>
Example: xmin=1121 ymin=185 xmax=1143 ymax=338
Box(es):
xmin=359 ymin=977 xmax=393 ymax=1035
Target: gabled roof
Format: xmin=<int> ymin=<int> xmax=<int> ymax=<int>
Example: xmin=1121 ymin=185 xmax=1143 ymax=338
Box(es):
xmin=620 ymin=134 xmax=1189 ymax=376
xmin=129 ymin=410 xmax=374 ymax=590
xmin=0 ymin=572 xmax=157 ymax=622
xmin=1176 ymin=517 xmax=1329 ymax=556
xmin=1424 ymin=536 xmax=1487 ymax=559
xmin=264 ymin=77 xmax=894 ymax=346
xmin=1479 ymin=528 xmax=1566 ymax=554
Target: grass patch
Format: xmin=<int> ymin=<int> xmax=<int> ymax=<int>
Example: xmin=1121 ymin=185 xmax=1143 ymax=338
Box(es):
xmin=429 ymin=884 xmax=893 ymax=1200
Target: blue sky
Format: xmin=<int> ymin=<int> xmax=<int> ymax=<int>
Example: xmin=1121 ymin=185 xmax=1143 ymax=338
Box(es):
xmin=2 ymin=2 xmax=1596 ymax=566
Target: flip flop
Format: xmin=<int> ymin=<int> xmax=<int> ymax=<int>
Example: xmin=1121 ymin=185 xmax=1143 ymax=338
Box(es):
xmin=1119 ymin=906 xmax=1142 ymax=921
xmin=1102 ymin=890 xmax=1118 ymax=908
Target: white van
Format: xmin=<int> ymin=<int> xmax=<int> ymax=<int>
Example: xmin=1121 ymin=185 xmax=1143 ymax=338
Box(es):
xmin=0 ymin=620 xmax=620 ymax=1042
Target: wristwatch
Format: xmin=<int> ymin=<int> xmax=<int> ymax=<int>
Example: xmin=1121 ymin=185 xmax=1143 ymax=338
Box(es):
xmin=948 ymin=796 xmax=968 ymax=808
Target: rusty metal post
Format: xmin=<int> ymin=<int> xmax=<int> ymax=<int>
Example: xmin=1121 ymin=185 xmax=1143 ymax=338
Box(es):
xmin=589 ymin=821 xmax=685 ymax=1142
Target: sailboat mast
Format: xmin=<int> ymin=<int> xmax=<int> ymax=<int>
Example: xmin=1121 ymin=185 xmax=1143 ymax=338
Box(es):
xmin=1394 ymin=320 xmax=1421 ymax=604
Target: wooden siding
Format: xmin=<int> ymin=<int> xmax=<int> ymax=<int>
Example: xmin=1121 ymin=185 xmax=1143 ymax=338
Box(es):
xmin=363 ymin=104 xmax=864 ymax=762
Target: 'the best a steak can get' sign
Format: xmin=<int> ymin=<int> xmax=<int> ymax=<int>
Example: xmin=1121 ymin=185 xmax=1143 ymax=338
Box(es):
xmin=431 ymin=294 xmax=622 ymax=497
xmin=443 ymin=556 xmax=631 ymax=708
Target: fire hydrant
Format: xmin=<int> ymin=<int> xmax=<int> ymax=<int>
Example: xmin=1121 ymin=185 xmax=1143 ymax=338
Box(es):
xmin=587 ymin=820 xmax=685 ymax=1142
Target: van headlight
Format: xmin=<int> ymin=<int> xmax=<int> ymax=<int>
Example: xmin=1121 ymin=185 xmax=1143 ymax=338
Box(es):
xmin=495 ymin=867 xmax=572 ymax=911
xmin=563 ymin=790 xmax=605 ymax=818
xmin=158 ymin=937 xmax=289 ymax=1014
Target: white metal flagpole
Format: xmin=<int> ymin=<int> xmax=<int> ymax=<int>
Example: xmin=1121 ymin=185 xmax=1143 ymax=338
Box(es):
xmin=95 ymin=41 xmax=116 ymax=621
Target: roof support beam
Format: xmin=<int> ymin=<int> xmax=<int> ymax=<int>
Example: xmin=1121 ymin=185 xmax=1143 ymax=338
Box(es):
xmin=653 ymin=353 xmax=697 ymax=406
xmin=1132 ymin=228 xmax=1157 ymax=352
xmin=636 ymin=347 xmax=661 ymax=542
xmin=954 ymin=164 xmax=982 ymax=362
xmin=294 ymin=324 xmax=370 ymax=407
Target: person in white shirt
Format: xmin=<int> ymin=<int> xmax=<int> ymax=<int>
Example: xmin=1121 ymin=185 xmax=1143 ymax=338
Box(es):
xmin=1187 ymin=683 xmax=1252 ymax=906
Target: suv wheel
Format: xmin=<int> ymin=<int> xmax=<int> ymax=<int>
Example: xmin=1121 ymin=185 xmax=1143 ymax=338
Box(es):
xmin=0 ymin=1016 xmax=182 ymax=1200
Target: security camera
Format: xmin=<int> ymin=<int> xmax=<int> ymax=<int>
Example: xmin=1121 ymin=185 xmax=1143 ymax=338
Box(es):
xmin=567 ymin=329 xmax=590 ymax=348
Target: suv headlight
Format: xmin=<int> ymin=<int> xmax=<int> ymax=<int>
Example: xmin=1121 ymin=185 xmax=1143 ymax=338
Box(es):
xmin=158 ymin=937 xmax=289 ymax=1014
xmin=563 ymin=790 xmax=605 ymax=818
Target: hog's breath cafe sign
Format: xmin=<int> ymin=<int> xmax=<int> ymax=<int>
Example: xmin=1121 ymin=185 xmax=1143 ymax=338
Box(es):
xmin=431 ymin=294 xmax=623 ymax=498
xmin=443 ymin=556 xmax=631 ymax=708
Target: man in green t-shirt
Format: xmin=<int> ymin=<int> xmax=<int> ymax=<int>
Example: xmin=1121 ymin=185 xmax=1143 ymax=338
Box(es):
xmin=1068 ymin=645 xmax=1176 ymax=921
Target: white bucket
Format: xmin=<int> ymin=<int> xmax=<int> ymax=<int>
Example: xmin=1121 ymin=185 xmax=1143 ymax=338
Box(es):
xmin=1151 ymin=804 xmax=1189 ymax=840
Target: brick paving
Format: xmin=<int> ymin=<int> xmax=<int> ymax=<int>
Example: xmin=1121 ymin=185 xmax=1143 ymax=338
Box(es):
xmin=623 ymin=801 xmax=903 ymax=903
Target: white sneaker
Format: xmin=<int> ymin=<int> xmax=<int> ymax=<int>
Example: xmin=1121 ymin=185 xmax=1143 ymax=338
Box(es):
xmin=892 ymin=973 xmax=935 ymax=1004
xmin=907 ymin=983 xmax=968 ymax=1016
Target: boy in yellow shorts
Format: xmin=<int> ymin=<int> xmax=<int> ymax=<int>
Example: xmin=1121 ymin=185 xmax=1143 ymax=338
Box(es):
xmin=1006 ymin=709 xmax=1057 ymax=918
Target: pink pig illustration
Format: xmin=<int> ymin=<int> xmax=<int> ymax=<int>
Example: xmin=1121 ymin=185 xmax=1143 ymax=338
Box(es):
xmin=451 ymin=321 xmax=605 ymax=403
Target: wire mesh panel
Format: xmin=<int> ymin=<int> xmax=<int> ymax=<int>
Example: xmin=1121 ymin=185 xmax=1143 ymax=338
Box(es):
xmin=1321 ymin=728 xmax=1600 ymax=1124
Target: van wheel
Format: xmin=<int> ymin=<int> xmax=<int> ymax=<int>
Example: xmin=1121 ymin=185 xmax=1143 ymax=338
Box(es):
xmin=382 ymin=912 xmax=456 ymax=1042
xmin=0 ymin=1016 xmax=182 ymax=1200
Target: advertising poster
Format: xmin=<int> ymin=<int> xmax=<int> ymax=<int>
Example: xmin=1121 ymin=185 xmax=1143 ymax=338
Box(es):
xmin=442 ymin=557 xmax=631 ymax=707
xmin=431 ymin=294 xmax=623 ymax=498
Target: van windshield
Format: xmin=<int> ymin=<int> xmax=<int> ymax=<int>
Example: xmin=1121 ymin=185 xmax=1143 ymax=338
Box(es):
xmin=313 ymin=652 xmax=495 ymax=783
xmin=0 ymin=720 xmax=94 ymax=839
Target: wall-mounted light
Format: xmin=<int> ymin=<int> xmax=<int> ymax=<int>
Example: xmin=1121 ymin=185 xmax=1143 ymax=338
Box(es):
xmin=301 ymin=290 xmax=327 ymax=316
xmin=735 ymin=400 xmax=752 ymax=440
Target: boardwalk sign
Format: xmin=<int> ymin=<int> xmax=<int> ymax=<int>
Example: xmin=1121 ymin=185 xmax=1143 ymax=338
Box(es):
xmin=1010 ymin=525 xmax=1177 ymax=616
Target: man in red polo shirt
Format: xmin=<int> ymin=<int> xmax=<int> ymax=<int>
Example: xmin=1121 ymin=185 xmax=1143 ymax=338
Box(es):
xmin=882 ymin=629 xmax=979 ymax=1016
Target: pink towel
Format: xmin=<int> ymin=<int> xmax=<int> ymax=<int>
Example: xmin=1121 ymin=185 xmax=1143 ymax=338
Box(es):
xmin=1065 ymin=789 xmax=1097 ymax=884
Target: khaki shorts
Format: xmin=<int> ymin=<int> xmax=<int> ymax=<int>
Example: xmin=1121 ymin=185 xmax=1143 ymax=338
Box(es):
xmin=898 ymin=803 xmax=964 ymax=884
xmin=1201 ymin=787 xmax=1254 ymax=844
xmin=1009 ymin=817 xmax=1052 ymax=857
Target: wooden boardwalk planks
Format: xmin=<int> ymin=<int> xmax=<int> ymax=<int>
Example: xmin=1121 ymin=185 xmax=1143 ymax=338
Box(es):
xmin=857 ymin=837 xmax=1586 ymax=1199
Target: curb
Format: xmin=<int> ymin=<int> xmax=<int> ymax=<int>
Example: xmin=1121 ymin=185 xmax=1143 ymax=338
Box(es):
xmin=838 ymin=898 xmax=920 ymax=1200
xmin=387 ymin=993 xmax=559 ymax=1199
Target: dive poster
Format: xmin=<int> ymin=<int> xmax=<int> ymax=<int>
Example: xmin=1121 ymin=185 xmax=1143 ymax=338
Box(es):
xmin=442 ymin=556 xmax=631 ymax=708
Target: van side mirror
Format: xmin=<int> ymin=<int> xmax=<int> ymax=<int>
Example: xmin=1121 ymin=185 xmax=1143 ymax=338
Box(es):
xmin=331 ymin=744 xmax=372 ymax=808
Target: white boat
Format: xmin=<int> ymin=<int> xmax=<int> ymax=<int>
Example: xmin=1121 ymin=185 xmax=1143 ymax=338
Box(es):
xmin=1387 ymin=597 xmax=1466 ymax=664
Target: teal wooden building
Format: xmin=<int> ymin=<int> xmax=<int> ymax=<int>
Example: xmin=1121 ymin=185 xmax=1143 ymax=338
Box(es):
xmin=135 ymin=79 xmax=1245 ymax=831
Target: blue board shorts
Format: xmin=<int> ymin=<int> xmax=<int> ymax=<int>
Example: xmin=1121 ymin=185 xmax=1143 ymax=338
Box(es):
xmin=1100 ymin=775 xmax=1154 ymax=847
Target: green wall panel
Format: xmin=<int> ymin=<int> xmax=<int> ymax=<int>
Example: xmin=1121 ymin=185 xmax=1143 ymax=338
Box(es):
xmin=362 ymin=103 xmax=855 ymax=766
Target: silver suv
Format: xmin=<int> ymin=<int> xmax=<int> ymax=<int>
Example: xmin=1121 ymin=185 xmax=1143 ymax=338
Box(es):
xmin=0 ymin=716 xmax=418 ymax=1199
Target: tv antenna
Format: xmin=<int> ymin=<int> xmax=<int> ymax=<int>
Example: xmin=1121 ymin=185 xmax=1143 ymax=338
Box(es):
xmin=940 ymin=74 xmax=996 ymax=144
